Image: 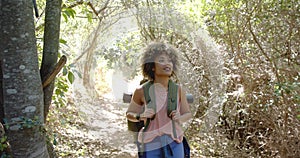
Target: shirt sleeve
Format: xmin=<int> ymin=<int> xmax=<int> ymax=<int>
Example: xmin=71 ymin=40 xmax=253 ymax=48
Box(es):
xmin=126 ymin=100 xmax=144 ymax=114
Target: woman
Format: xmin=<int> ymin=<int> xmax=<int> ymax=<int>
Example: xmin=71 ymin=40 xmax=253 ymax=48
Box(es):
xmin=126 ymin=42 xmax=192 ymax=158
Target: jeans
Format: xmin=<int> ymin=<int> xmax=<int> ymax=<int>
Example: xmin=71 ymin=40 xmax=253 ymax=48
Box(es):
xmin=139 ymin=135 xmax=184 ymax=158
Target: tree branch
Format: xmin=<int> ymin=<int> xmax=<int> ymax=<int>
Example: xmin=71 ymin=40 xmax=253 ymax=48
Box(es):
xmin=42 ymin=55 xmax=67 ymax=88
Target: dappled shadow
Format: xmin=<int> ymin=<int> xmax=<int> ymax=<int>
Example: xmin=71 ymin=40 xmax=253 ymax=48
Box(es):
xmin=75 ymin=93 xmax=138 ymax=157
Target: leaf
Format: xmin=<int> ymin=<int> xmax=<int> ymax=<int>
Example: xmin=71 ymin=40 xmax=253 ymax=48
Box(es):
xmin=65 ymin=8 xmax=76 ymax=18
xmin=53 ymin=137 xmax=57 ymax=145
xmin=59 ymin=38 xmax=67 ymax=45
xmin=87 ymin=13 xmax=93 ymax=23
xmin=68 ymin=72 xmax=75 ymax=84
xmin=1 ymin=136 xmax=7 ymax=143
xmin=62 ymin=13 xmax=68 ymax=22
xmin=62 ymin=67 xmax=68 ymax=76
xmin=62 ymin=8 xmax=76 ymax=22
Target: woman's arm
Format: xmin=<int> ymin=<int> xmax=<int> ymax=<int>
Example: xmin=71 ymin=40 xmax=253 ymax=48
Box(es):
xmin=126 ymin=87 xmax=144 ymax=122
xmin=126 ymin=85 xmax=156 ymax=123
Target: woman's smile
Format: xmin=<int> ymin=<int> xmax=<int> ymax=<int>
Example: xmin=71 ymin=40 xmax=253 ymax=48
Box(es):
xmin=154 ymin=54 xmax=174 ymax=76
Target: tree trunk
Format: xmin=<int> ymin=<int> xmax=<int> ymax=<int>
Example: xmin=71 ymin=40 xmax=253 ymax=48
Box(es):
xmin=0 ymin=60 xmax=3 ymax=121
xmin=0 ymin=0 xmax=49 ymax=157
xmin=40 ymin=0 xmax=62 ymax=122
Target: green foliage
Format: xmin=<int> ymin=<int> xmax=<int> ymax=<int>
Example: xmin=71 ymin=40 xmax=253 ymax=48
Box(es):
xmin=186 ymin=0 xmax=300 ymax=157
xmin=52 ymin=64 xmax=78 ymax=108
xmin=20 ymin=116 xmax=42 ymax=129
xmin=62 ymin=8 xmax=76 ymax=22
xmin=3 ymin=116 xmax=43 ymax=130
xmin=101 ymin=31 xmax=144 ymax=78
xmin=67 ymin=71 xmax=75 ymax=84
xmin=174 ymin=0 xmax=205 ymax=26
xmin=47 ymin=64 xmax=83 ymax=156
xmin=53 ymin=77 xmax=68 ymax=107
xmin=0 ymin=136 xmax=8 ymax=152
xmin=59 ymin=38 xmax=67 ymax=45
xmin=38 ymin=0 xmax=299 ymax=157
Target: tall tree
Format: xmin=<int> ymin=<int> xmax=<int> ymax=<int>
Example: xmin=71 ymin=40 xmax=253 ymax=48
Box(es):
xmin=40 ymin=0 xmax=62 ymax=122
xmin=0 ymin=0 xmax=49 ymax=157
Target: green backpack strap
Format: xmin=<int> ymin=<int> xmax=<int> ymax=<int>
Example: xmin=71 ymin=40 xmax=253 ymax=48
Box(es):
xmin=167 ymin=80 xmax=178 ymax=117
xmin=141 ymin=81 xmax=155 ymax=154
xmin=142 ymin=81 xmax=153 ymax=106
xmin=142 ymin=81 xmax=156 ymax=115
xmin=167 ymin=80 xmax=178 ymax=138
xmin=142 ymin=80 xmax=155 ymax=132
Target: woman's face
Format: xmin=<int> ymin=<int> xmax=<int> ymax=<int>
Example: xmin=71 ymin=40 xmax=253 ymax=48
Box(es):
xmin=154 ymin=53 xmax=173 ymax=77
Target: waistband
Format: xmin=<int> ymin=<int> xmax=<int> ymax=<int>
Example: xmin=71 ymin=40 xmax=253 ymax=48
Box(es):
xmin=144 ymin=135 xmax=174 ymax=152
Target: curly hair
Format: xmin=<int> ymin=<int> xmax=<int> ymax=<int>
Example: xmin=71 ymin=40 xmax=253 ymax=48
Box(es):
xmin=140 ymin=42 xmax=179 ymax=80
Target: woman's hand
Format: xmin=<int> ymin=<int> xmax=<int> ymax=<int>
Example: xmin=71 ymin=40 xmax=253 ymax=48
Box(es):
xmin=169 ymin=110 xmax=181 ymax=121
xmin=170 ymin=110 xmax=192 ymax=124
xmin=126 ymin=112 xmax=140 ymax=122
xmin=140 ymin=108 xmax=155 ymax=119
xmin=140 ymin=108 xmax=155 ymax=124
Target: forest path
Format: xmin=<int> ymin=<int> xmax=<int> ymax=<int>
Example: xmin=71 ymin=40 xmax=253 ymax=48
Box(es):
xmin=75 ymin=92 xmax=137 ymax=158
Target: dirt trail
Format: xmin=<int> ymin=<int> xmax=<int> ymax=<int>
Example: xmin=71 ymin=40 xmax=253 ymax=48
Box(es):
xmin=75 ymin=92 xmax=137 ymax=157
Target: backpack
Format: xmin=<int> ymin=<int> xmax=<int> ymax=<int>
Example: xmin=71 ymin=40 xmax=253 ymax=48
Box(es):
xmin=127 ymin=80 xmax=190 ymax=158
xmin=127 ymin=80 xmax=177 ymax=132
